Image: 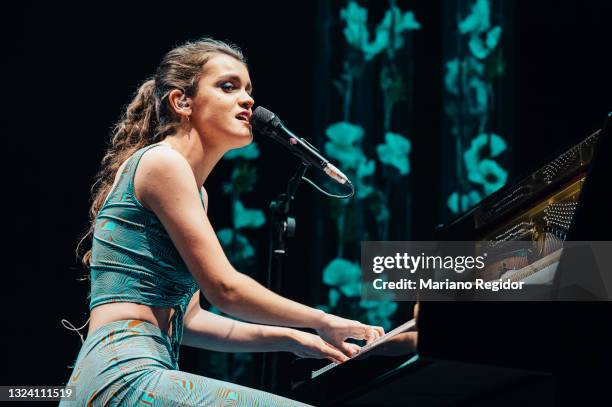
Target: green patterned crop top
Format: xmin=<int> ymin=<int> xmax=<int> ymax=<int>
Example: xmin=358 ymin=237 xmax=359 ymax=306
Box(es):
xmin=89 ymin=143 xmax=202 ymax=363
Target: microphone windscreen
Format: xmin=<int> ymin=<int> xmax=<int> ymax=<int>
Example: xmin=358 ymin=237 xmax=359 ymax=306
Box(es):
xmin=252 ymin=106 xmax=281 ymax=136
xmin=253 ymin=106 xmax=275 ymax=123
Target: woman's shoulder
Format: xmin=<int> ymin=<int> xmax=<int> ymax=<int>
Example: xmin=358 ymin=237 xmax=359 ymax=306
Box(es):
xmin=133 ymin=145 xmax=197 ymax=209
xmin=137 ymin=144 xmax=197 ymax=180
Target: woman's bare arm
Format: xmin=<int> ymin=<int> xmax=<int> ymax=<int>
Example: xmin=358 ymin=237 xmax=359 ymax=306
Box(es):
xmin=137 ymin=147 xmax=382 ymax=354
xmin=181 ymin=290 xmax=351 ymax=362
xmin=137 ymin=148 xmax=327 ymax=329
xmin=182 ymin=298 xmax=293 ymax=352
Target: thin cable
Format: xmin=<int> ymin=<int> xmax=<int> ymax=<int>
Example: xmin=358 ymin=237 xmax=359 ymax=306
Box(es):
xmin=61 ymin=316 xmax=90 ymax=344
xmin=302 ymin=176 xmax=355 ymax=199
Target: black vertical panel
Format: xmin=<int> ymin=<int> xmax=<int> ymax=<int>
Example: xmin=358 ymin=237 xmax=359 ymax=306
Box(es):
xmin=411 ymin=0 xmax=443 ymax=239
xmin=309 ymin=0 xmax=335 ymax=310
xmin=514 ymin=0 xmax=612 ymax=167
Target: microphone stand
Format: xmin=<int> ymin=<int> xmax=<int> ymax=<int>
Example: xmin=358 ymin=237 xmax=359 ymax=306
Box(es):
xmin=260 ymin=162 xmax=309 ymax=392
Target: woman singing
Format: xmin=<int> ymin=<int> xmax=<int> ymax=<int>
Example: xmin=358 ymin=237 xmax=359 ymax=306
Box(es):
xmin=60 ymin=38 xmax=384 ymax=406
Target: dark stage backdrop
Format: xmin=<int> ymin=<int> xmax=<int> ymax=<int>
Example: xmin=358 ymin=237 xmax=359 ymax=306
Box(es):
xmin=5 ymin=0 xmax=612 ymax=396
xmin=8 ymin=0 xmax=324 ymax=388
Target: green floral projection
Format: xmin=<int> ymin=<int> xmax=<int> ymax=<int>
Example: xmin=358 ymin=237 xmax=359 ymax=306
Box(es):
xmin=316 ymin=0 xmax=420 ymax=331
xmin=444 ymin=0 xmax=508 ymax=215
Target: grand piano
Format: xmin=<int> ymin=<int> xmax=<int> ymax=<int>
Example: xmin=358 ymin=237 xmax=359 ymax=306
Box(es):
xmin=290 ymin=114 xmax=612 ymax=406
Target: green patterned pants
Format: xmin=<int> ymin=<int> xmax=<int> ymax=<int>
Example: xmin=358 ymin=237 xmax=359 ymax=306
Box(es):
xmin=59 ymin=319 xmax=311 ymax=406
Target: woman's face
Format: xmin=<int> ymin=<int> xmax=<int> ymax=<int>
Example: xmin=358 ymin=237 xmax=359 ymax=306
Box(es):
xmin=190 ymin=53 xmax=254 ymax=150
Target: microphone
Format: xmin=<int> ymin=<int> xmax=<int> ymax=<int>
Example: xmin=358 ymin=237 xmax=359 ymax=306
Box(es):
xmin=251 ymin=106 xmax=351 ymax=185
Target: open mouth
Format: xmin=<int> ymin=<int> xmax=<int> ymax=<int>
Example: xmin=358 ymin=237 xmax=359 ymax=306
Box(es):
xmin=235 ymin=113 xmax=251 ymax=123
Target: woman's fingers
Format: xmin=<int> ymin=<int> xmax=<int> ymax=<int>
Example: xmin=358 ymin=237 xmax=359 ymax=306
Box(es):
xmin=321 ymin=342 xmax=350 ymax=363
xmin=362 ymin=325 xmax=384 ymax=344
xmin=309 ymin=337 xmax=347 ymax=362
xmin=337 ymin=340 xmax=362 ymax=358
xmin=347 ymin=324 xmax=373 ymax=340
xmin=326 ymin=356 xmax=345 ymax=364
xmin=316 ymin=314 xmax=385 ymax=348
xmin=345 ymin=342 xmax=362 ymax=356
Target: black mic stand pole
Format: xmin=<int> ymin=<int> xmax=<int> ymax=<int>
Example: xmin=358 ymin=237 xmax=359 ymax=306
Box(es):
xmin=260 ymin=162 xmax=309 ymax=392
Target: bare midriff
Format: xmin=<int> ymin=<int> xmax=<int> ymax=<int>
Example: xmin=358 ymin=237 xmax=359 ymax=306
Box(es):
xmin=88 ymin=303 xmax=175 ymax=337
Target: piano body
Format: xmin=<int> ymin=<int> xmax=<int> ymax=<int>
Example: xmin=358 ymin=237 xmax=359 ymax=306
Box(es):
xmin=290 ymin=114 xmax=612 ymax=406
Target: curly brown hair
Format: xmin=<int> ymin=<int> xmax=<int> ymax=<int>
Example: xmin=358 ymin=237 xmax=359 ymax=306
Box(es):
xmin=76 ymin=38 xmax=246 ymax=268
